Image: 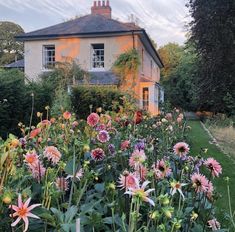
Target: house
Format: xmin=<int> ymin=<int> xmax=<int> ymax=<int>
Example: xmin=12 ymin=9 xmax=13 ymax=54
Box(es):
xmin=16 ymin=0 xmax=164 ymax=115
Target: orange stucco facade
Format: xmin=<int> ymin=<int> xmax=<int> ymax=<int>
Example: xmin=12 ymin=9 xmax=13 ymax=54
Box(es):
xmin=24 ymin=33 xmax=161 ymax=115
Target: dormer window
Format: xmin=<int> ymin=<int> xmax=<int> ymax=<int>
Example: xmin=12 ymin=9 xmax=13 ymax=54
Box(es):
xmin=43 ymin=45 xmax=55 ymax=70
xmin=91 ymin=44 xmax=104 ymax=70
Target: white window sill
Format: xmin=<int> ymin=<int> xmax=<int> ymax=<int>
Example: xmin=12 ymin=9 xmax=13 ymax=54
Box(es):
xmin=89 ymin=68 xmax=105 ymax=72
xmin=41 ymin=69 xmax=54 ymax=72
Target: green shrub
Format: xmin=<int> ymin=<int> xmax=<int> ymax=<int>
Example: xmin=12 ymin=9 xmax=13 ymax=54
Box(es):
xmin=0 ymin=69 xmax=25 ymax=138
xmin=71 ymin=85 xmax=124 ymax=118
xmin=0 ymin=69 xmax=55 ymax=138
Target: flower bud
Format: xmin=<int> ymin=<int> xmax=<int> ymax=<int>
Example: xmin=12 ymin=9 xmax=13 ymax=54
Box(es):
xmin=2 ymin=195 xmax=12 ymax=204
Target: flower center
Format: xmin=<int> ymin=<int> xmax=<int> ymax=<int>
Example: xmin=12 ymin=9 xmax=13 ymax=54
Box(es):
xmin=175 ymin=183 xmax=181 ymax=189
xmin=18 ymin=207 xmax=27 ymax=217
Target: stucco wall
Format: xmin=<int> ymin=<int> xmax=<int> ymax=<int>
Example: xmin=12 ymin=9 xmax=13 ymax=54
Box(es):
xmin=136 ymin=37 xmax=160 ymax=83
xmin=24 ymin=35 xmax=136 ymax=80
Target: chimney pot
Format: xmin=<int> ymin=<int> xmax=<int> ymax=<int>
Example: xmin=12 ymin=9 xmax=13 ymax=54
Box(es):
xmin=91 ymin=0 xmax=112 ymax=18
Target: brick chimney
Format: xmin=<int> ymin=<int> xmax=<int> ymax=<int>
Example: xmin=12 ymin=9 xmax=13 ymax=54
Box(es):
xmin=91 ymin=1 xmax=112 ymax=18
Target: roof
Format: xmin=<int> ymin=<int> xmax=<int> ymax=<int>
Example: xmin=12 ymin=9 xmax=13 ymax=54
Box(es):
xmin=87 ymin=71 xmax=119 ymax=85
xmin=16 ymin=14 xmax=164 ymax=68
xmin=16 ymin=14 xmax=141 ymax=40
xmin=4 ymin=59 xmax=24 ymax=68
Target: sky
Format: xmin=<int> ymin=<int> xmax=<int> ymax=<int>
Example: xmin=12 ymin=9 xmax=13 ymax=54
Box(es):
xmin=0 ymin=0 xmax=191 ymax=47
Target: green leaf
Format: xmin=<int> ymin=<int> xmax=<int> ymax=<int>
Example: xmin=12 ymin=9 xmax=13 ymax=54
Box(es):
xmin=95 ymin=183 xmax=105 ymax=193
xmin=65 ymin=206 xmax=78 ymax=223
xmin=51 ymin=208 xmax=64 ymax=223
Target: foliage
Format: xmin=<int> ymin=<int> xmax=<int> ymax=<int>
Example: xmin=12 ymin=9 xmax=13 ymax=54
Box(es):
xmin=0 ymin=21 xmax=24 ymax=65
xmin=159 ymin=43 xmax=199 ymax=111
xmin=0 ymin=107 xmax=230 ymax=231
xmin=187 ymin=0 xmax=235 ymax=115
xmin=158 ymin=43 xmax=183 ymax=80
xmin=0 ymin=69 xmax=54 ymax=138
xmin=113 ymin=49 xmax=140 ymax=87
xmin=71 ymin=85 xmax=125 ymax=119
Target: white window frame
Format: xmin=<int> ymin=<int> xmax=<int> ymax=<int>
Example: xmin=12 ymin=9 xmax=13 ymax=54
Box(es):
xmin=91 ymin=43 xmax=105 ymax=71
xmin=42 ymin=45 xmax=55 ymax=70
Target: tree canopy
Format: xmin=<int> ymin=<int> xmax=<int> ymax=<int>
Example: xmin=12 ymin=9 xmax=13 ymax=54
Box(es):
xmin=0 ymin=21 xmax=24 ymax=65
xmin=188 ymin=0 xmax=235 ymax=114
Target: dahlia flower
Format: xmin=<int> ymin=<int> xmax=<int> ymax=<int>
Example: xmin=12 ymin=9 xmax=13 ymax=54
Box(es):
xmin=108 ymin=144 xmax=116 ymax=155
xmin=121 ymin=140 xmax=130 ymax=150
xmin=91 ymin=148 xmax=105 ymax=161
xmin=134 ymin=165 xmax=148 ymax=181
xmin=170 ymin=180 xmax=187 ymax=199
xmin=66 ymin=168 xmax=83 ymax=181
xmin=43 ymin=146 xmax=61 ymax=164
xmin=129 ymin=150 xmax=147 ymax=169
xmin=191 ymin=173 xmax=211 ymax=193
xmin=9 ymin=194 xmax=41 ymax=232
xmin=97 ymin=130 xmax=110 ymax=143
xmin=24 ymin=151 xmax=39 ymax=167
xmin=29 ymin=162 xmax=46 ymax=181
xmin=29 ymin=128 xmax=41 ymax=139
xmin=208 ymin=218 xmax=221 ymax=231
xmin=173 ymin=142 xmax=190 ymax=157
xmin=125 ymin=180 xmax=155 ymax=206
xmin=118 ymin=172 xmax=138 ymax=190
xmin=87 ymin=113 xmax=100 ymax=127
xmin=63 ymin=111 xmax=71 ymax=120
xmin=55 ymin=177 xmax=69 ymax=191
xmin=134 ymin=140 xmax=145 ymax=151
xmin=152 ymin=159 xmax=172 ymax=179
xmin=204 ymin=158 xmax=222 ymax=177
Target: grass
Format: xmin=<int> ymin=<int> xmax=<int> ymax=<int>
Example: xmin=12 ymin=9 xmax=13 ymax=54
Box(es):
xmin=208 ymin=125 xmax=235 ymax=160
xmin=187 ymin=120 xmax=235 ymax=227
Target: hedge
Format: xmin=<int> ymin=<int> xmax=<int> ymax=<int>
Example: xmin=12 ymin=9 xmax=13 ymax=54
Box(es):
xmin=71 ymin=85 xmax=124 ymax=119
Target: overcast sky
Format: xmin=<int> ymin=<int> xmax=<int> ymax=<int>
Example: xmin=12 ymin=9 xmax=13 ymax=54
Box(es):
xmin=0 ymin=0 xmax=191 ymax=47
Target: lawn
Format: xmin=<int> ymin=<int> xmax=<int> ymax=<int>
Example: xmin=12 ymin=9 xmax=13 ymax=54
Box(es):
xmin=188 ymin=120 xmax=235 ymax=226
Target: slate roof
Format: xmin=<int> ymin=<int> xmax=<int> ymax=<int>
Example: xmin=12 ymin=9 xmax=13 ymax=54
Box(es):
xmin=4 ymin=59 xmax=24 ymax=68
xmin=16 ymin=14 xmax=164 ymax=68
xmin=87 ymin=71 xmax=119 ymax=85
xmin=16 ymin=14 xmax=142 ymax=40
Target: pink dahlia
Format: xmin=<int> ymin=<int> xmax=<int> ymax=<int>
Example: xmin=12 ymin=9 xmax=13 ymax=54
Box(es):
xmin=208 ymin=219 xmax=221 ymax=231
xmin=118 ymin=172 xmax=138 ymax=190
xmin=121 ymin=140 xmax=130 ymax=151
xmin=173 ymin=142 xmax=190 ymax=157
xmin=87 ymin=113 xmax=100 ymax=127
xmin=43 ymin=146 xmax=61 ymax=164
xmin=24 ymin=151 xmax=39 ymax=167
xmin=55 ymin=177 xmax=69 ymax=191
xmin=91 ymin=148 xmax=105 ymax=161
xmin=204 ymin=158 xmax=222 ymax=177
xmin=9 ymin=194 xmax=41 ymax=232
xmin=134 ymin=165 xmax=148 ymax=181
xmin=97 ymin=130 xmax=110 ymax=143
xmin=191 ymin=173 xmax=210 ymax=193
xmin=29 ymin=162 xmax=46 ymax=181
xmin=152 ymin=159 xmax=172 ymax=179
xmin=129 ymin=150 xmax=147 ymax=169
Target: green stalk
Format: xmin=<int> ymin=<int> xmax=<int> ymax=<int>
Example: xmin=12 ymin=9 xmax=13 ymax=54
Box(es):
xmin=68 ymin=144 xmax=76 ymax=208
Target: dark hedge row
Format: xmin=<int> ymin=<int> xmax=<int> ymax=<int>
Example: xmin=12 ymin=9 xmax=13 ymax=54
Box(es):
xmin=0 ymin=70 xmax=124 ymax=138
xmin=71 ymin=85 xmax=124 ymax=119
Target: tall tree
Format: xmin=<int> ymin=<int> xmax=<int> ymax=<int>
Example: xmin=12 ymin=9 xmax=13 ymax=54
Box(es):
xmin=158 ymin=43 xmax=183 ymax=80
xmin=0 ymin=21 xmax=24 ymax=65
xmin=188 ymin=0 xmax=235 ymax=114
